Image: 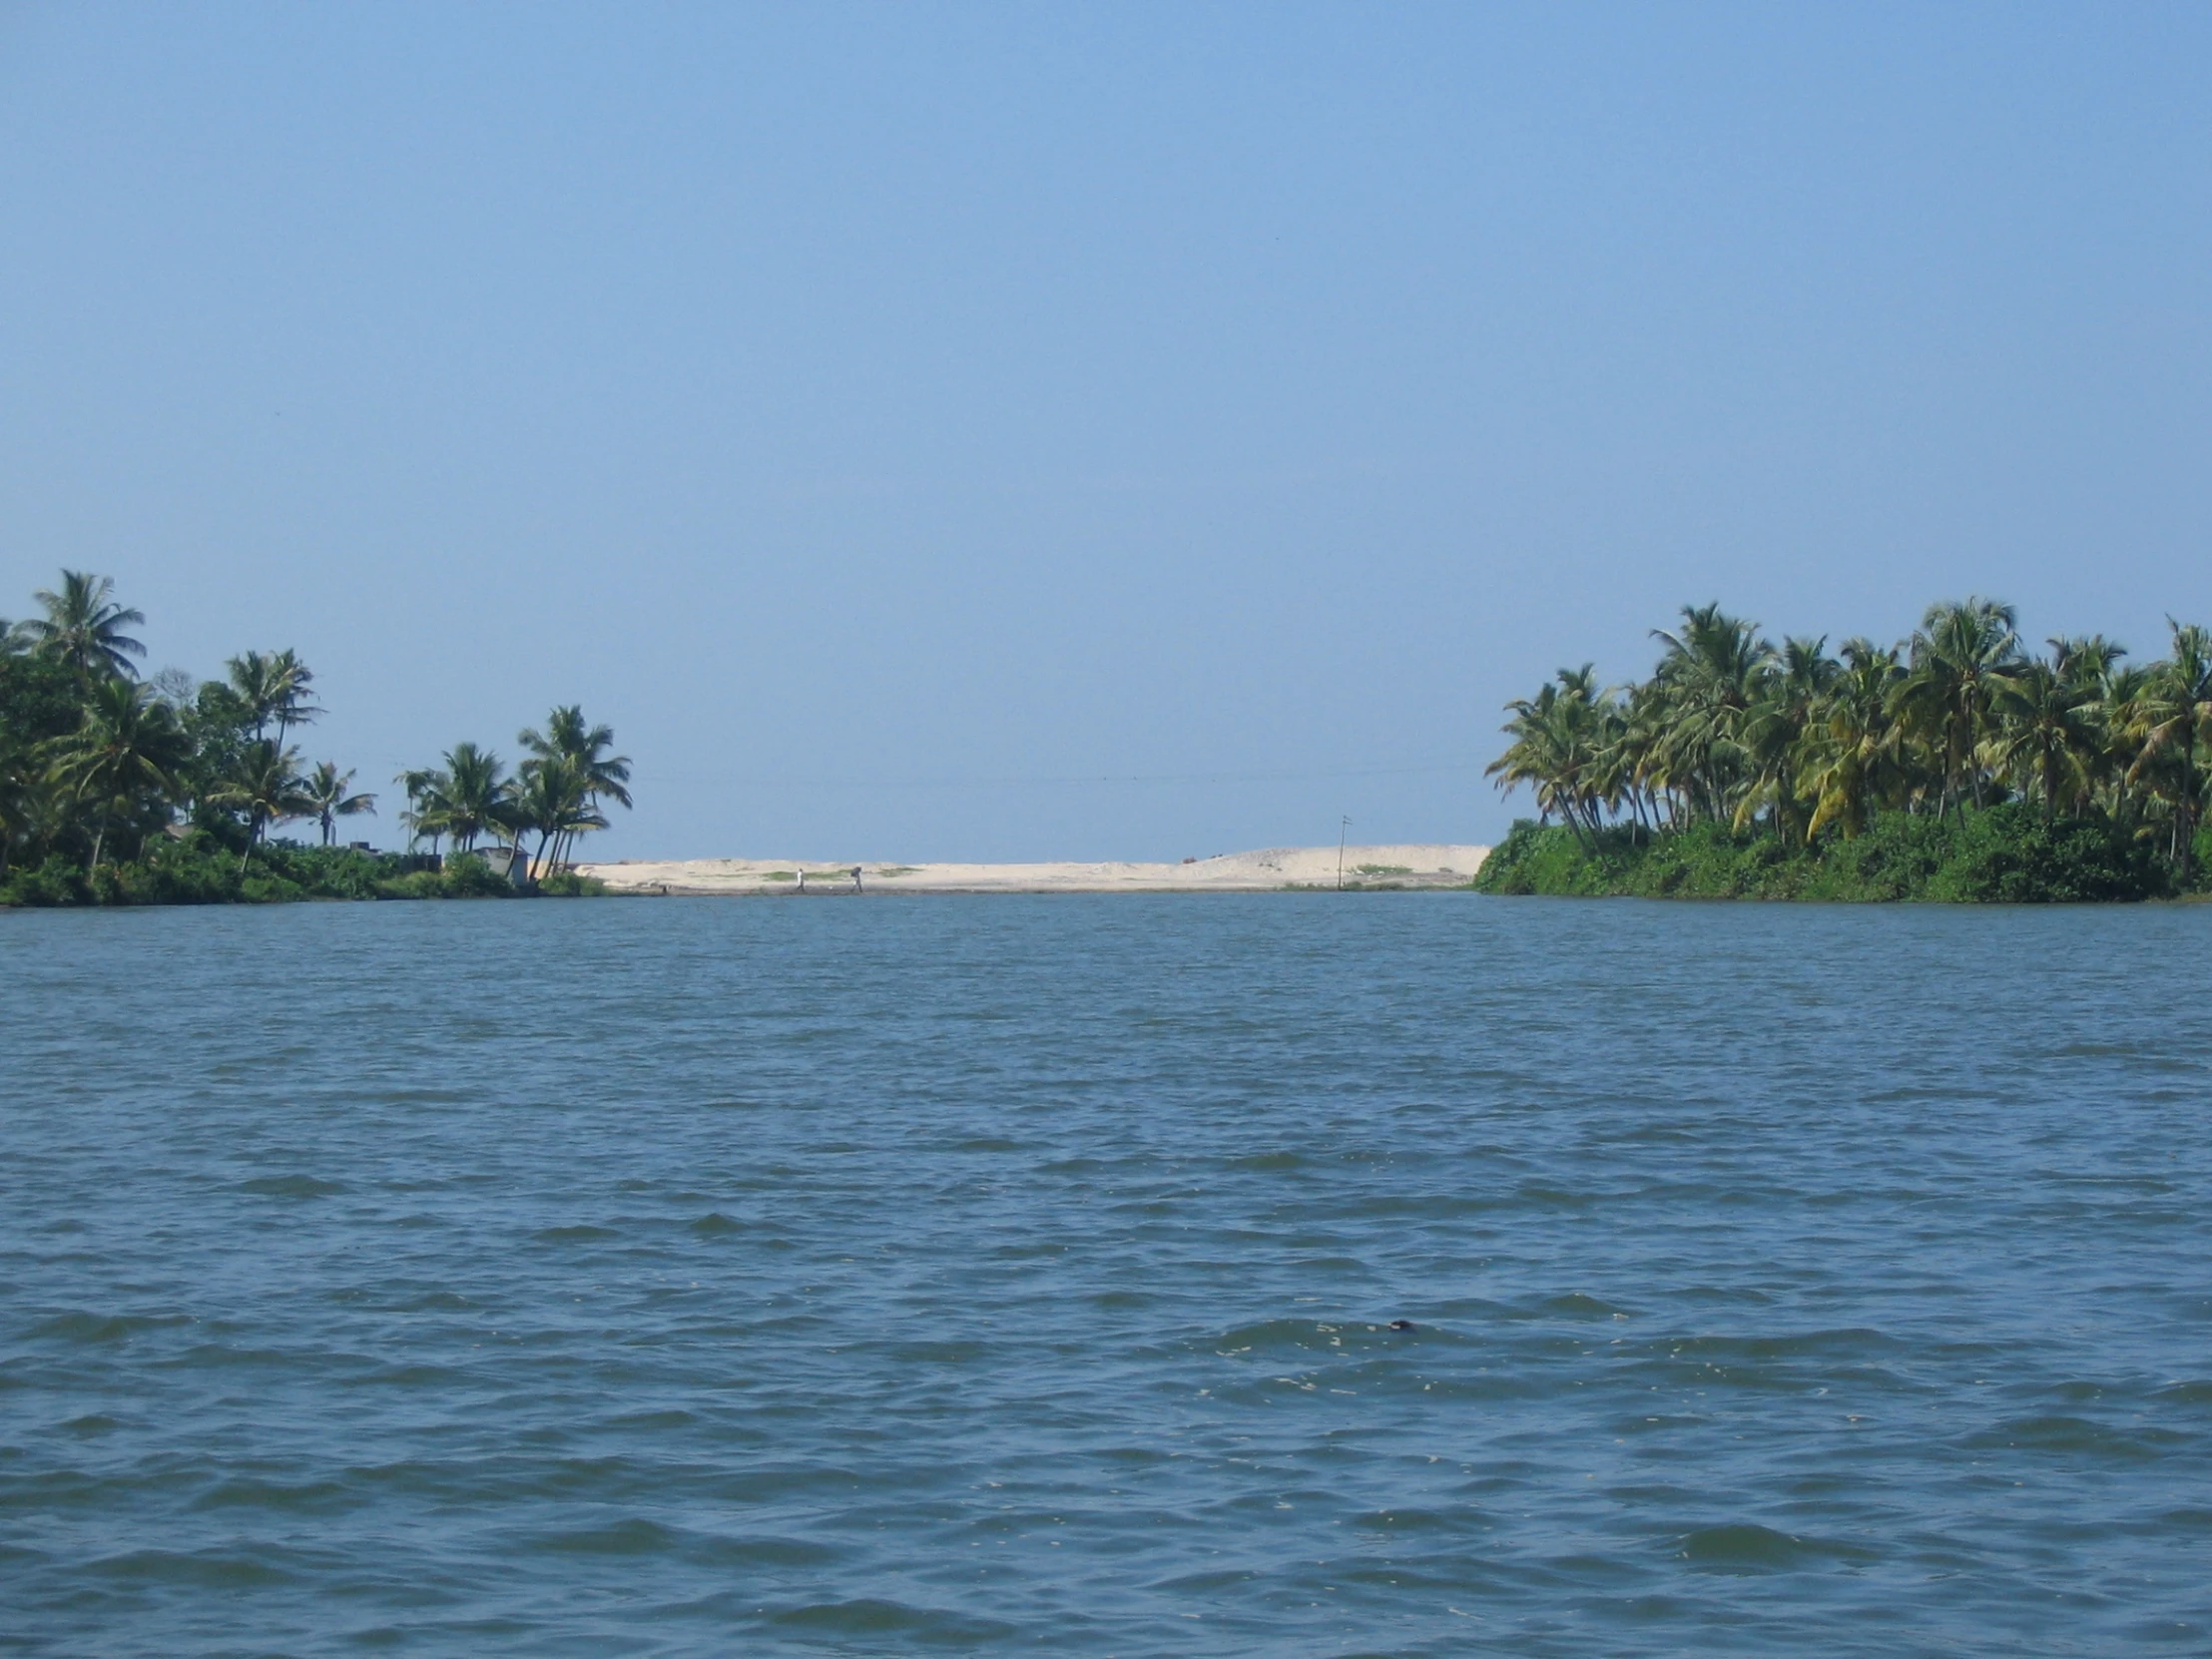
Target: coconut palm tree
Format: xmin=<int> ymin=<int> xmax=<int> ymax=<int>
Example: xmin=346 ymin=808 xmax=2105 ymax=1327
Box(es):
xmin=391 ymin=767 xmax=444 ymax=855
xmin=2090 ymin=660 xmax=2155 ymax=826
xmin=1800 ymin=640 xmax=1907 ymax=839
xmin=521 ymin=705 xmax=632 ymax=806
xmin=1732 ymin=636 xmax=1838 ymax=840
xmin=225 ymin=649 xmax=319 ymax=745
xmin=210 ymin=741 xmax=315 ymax=871
xmin=1989 ymin=643 xmax=2101 ymax=820
xmin=40 ymin=677 xmax=191 ymax=867
xmin=2125 ymin=621 xmax=2212 ymax=875
xmin=1483 ymin=597 xmax=2212 ymax=887
xmin=1489 ymin=684 xmax=1563 ymax=830
xmin=1649 ymin=604 xmax=1774 ymax=825
xmin=429 ymin=743 xmax=513 ymax=852
xmin=1614 ymin=678 xmax=1678 ymax=833
xmin=2046 ymin=636 xmax=2129 ymax=818
xmin=226 ymin=651 xmax=282 ymax=741
xmin=511 ymin=754 xmax=607 ymax=879
xmin=1893 ymin=599 xmax=2023 ymax=818
xmin=300 ymin=763 xmax=376 ymax=846
xmin=267 ymin=650 xmax=319 ymax=749
xmin=519 ymin=706 xmax=632 ymax=870
xmin=22 ymin=572 xmax=146 ymax=681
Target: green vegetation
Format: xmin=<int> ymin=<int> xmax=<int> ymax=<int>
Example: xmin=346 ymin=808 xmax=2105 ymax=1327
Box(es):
xmin=1477 ymin=599 xmax=2212 ymax=902
xmin=1 ymin=571 xmax=632 ymax=907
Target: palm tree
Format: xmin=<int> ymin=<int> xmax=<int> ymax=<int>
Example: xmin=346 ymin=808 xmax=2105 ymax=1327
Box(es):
xmin=1800 ymin=640 xmax=1907 ymax=839
xmin=1649 ymin=604 xmax=1774 ymax=825
xmin=267 ymin=649 xmax=319 ymax=749
xmin=1892 ymin=598 xmax=2023 ymax=818
xmin=2048 ymin=636 xmax=2128 ymax=818
xmin=432 ymin=743 xmax=513 ymax=852
xmin=39 ymin=677 xmax=190 ymax=867
xmin=1615 ymin=679 xmax=1678 ymax=833
xmin=521 ymin=706 xmax=632 ymax=803
xmin=226 ymin=651 xmax=281 ymax=740
xmin=392 ymin=766 xmax=446 ymax=855
xmin=225 ymin=649 xmax=319 ymax=745
xmin=2090 ymin=661 xmax=2154 ymax=826
xmin=22 ymin=572 xmax=146 ymax=680
xmin=1486 ymin=670 xmax=1611 ymax=846
xmin=511 ymin=754 xmax=608 ymax=879
xmin=1484 ymin=598 xmax=2212 ymax=886
xmin=1732 ymin=635 xmax=1837 ymax=840
xmin=2126 ymin=620 xmax=2212 ymax=876
xmin=519 ymin=706 xmax=632 ymax=871
xmin=210 ymin=741 xmax=315 ymax=871
xmin=1988 ymin=643 xmax=2100 ymax=820
xmin=301 ymin=763 xmax=376 ymax=846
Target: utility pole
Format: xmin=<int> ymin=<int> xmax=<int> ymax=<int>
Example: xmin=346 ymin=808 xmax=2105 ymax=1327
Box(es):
xmin=1338 ymin=816 xmax=1352 ymax=890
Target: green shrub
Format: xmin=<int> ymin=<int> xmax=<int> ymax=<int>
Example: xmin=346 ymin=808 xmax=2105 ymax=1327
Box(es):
xmin=437 ymin=853 xmax=515 ymax=897
xmin=369 ymin=852 xmax=517 ymax=899
xmin=0 ymin=855 xmax=92 ymax=907
xmin=4 ymin=835 xmax=607 ymax=907
xmin=137 ymin=834 xmax=246 ymax=903
xmin=1474 ymin=807 xmax=2177 ymax=902
xmin=537 ymin=870 xmax=608 ymax=896
xmin=257 ymin=842 xmax=390 ymax=899
xmin=238 ymin=871 xmax=308 ymax=903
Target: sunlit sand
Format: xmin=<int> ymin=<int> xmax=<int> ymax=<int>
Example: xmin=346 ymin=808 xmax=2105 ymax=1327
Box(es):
xmin=577 ymin=844 xmax=1490 ymax=895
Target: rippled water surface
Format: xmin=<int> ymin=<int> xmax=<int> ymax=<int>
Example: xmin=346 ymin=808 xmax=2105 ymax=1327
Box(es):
xmin=5 ymin=894 xmax=2210 ymax=1656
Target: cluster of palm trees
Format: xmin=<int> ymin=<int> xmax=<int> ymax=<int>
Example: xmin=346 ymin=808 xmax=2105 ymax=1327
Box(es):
xmin=2 ymin=570 xmax=632 ymax=883
xmin=1487 ymin=599 xmax=2212 ymax=878
xmin=393 ymin=709 xmax=631 ymax=880
xmin=1 ymin=574 xmax=381 ymax=873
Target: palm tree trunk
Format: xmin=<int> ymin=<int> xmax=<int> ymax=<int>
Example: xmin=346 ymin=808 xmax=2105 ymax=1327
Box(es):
xmin=2181 ymin=751 xmax=2197 ymax=880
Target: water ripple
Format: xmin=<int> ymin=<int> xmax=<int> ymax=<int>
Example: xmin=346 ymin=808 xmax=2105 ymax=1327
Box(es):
xmin=3 ymin=895 xmax=2210 ymax=1655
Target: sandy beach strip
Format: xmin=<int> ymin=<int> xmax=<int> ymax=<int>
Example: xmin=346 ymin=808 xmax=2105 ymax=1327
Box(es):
xmin=576 ymin=843 xmax=1489 ymax=895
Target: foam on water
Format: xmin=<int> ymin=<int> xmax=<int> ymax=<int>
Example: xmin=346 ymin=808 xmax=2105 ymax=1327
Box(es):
xmin=3 ymin=895 xmax=2210 ymax=1655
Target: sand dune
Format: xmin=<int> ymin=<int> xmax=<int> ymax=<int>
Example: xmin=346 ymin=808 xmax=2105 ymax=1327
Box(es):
xmin=577 ymin=843 xmax=1489 ymax=895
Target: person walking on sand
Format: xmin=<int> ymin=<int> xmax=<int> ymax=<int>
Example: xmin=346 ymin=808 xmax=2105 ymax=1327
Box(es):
xmin=851 ymin=865 xmax=863 ymax=893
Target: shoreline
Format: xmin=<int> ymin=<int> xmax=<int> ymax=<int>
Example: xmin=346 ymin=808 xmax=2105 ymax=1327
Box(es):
xmin=576 ymin=843 xmax=1490 ymax=896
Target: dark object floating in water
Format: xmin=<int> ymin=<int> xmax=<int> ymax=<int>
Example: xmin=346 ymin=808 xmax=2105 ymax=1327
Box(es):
xmin=1388 ymin=1320 xmax=1415 ymax=1332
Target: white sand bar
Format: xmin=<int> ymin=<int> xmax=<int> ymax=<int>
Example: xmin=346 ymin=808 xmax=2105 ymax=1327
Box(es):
xmin=578 ymin=843 xmax=1489 ymax=895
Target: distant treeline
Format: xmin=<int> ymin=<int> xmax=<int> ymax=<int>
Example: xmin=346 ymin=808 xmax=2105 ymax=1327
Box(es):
xmin=1476 ymin=599 xmax=2212 ymax=901
xmin=0 ymin=571 xmax=631 ymax=905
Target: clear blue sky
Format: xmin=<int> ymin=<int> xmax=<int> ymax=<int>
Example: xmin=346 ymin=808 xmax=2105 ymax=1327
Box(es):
xmin=3 ymin=3 xmax=2206 ymax=859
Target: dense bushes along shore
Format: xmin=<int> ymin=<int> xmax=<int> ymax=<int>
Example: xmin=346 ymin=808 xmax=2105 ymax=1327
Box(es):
xmin=1475 ymin=809 xmax=2210 ymax=902
xmin=1 ymin=571 xmax=627 ymax=906
xmin=1480 ymin=599 xmax=2212 ymax=902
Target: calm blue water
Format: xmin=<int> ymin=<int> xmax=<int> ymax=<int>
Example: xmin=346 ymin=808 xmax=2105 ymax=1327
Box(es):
xmin=3 ymin=894 xmax=2209 ymax=1656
